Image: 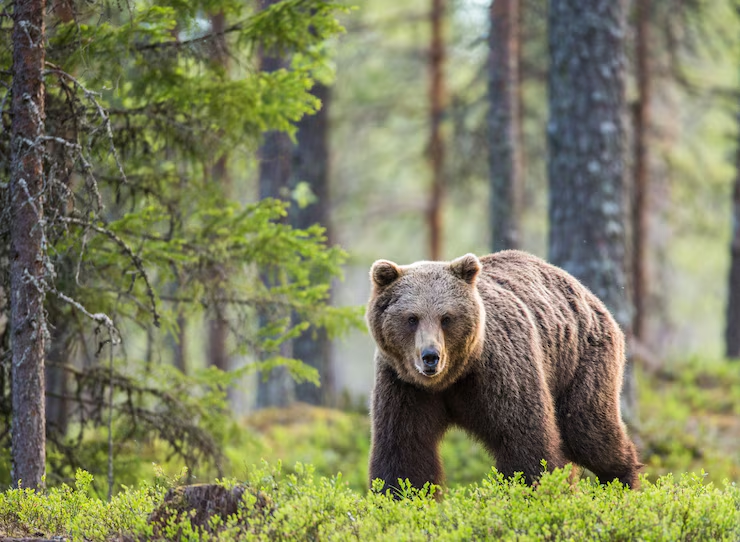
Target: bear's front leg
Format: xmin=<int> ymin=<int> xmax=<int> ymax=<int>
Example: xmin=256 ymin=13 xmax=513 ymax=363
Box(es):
xmin=369 ymin=364 xmax=449 ymax=494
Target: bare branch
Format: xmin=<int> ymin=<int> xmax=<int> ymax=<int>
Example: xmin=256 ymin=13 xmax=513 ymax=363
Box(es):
xmin=45 ymin=64 xmax=128 ymax=186
xmin=61 ymin=216 xmax=161 ymax=327
xmin=135 ymin=21 xmax=245 ymax=52
xmin=52 ymin=288 xmax=120 ymax=342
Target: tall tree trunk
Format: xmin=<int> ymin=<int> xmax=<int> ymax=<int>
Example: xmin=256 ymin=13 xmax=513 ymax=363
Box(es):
xmin=207 ymin=12 xmax=231 ymax=375
xmin=256 ymin=119 xmax=294 ymax=407
xmin=632 ymin=0 xmax=652 ymax=348
xmin=726 ymin=103 xmax=740 ymax=359
xmin=428 ymin=0 xmax=445 ymax=261
xmin=291 ymin=83 xmax=334 ymax=405
xmin=10 ymin=0 xmax=48 ymax=490
xmin=45 ymin=325 xmax=70 ymax=438
xmin=488 ymin=0 xmax=523 ymax=252
xmin=547 ymin=0 xmax=637 ymax=427
xmin=173 ymin=309 xmax=188 ymax=373
xmin=256 ymin=2 xmax=294 ymax=408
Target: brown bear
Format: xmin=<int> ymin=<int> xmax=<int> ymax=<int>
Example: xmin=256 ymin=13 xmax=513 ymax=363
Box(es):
xmin=366 ymin=250 xmax=640 ymax=493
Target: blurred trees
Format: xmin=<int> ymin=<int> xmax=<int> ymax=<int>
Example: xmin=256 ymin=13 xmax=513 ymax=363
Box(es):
xmin=206 ymin=10 xmax=231 ymax=377
xmin=428 ymin=0 xmax=446 ymax=260
xmin=254 ymin=2 xmax=302 ymax=410
xmin=255 ymin=1 xmax=338 ymax=408
xmin=291 ymin=82 xmax=335 ymax=405
xmin=726 ymin=92 xmax=740 ymax=359
xmin=632 ymin=0 xmax=653 ymax=351
xmin=8 ymin=0 xmax=48 ymax=491
xmin=488 ymin=0 xmax=522 ymax=252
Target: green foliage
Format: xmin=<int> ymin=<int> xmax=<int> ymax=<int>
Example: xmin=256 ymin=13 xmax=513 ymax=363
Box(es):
xmin=0 ymin=0 xmax=362 ymax=490
xmin=639 ymin=358 xmax=740 ymax=482
xmin=0 ymin=469 xmax=164 ymax=540
xmin=235 ymin=406 xmax=371 ymax=490
xmin=1 ymin=465 xmax=739 ymax=541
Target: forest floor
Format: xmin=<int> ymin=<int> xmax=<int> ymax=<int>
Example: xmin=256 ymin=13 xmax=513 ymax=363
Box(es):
xmin=2 ymin=358 xmax=740 ymax=540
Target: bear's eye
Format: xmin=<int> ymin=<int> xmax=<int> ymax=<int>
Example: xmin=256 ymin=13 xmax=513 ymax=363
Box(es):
xmin=441 ymin=315 xmax=452 ymax=327
xmin=408 ymin=315 xmax=419 ymax=327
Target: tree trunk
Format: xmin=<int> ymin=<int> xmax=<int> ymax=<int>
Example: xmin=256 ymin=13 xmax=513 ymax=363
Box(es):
xmin=488 ymin=0 xmax=523 ymax=252
xmin=45 ymin=326 xmax=70 ymax=438
xmin=632 ymin=0 xmax=652 ymax=348
xmin=428 ymin=0 xmax=445 ymax=261
xmin=10 ymin=0 xmax=48 ymax=490
xmin=208 ymin=310 xmax=229 ymax=372
xmin=207 ymin=156 xmax=229 ymax=374
xmin=255 ymin=114 xmax=293 ymax=409
xmin=726 ymin=105 xmax=740 ymax=359
xmin=291 ymin=83 xmax=334 ymax=405
xmin=173 ymin=309 xmax=188 ymax=373
xmin=256 ymin=3 xmax=294 ymax=408
xmin=547 ymin=0 xmax=637 ymax=427
xmin=207 ymin=12 xmax=231 ymax=375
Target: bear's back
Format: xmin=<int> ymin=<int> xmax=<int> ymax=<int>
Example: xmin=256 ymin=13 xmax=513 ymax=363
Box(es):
xmin=477 ymin=250 xmax=624 ymax=395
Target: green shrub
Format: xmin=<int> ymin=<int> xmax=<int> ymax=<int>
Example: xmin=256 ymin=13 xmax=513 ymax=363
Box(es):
xmin=1 ymin=465 xmax=739 ymax=541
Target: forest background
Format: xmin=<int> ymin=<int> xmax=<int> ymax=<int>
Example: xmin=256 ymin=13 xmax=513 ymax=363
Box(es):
xmin=1 ymin=0 xmax=740 ymax=524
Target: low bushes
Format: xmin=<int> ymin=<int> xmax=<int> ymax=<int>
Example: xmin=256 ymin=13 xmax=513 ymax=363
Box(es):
xmin=1 ymin=464 xmax=738 ymax=541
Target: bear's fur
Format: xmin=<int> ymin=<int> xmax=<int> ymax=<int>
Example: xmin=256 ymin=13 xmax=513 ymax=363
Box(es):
xmin=366 ymin=250 xmax=640 ymax=492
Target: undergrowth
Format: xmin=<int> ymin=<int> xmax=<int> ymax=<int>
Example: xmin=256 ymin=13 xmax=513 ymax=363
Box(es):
xmin=1 ymin=464 xmax=738 ymax=541
xmin=2 ymin=358 xmax=740 ymax=539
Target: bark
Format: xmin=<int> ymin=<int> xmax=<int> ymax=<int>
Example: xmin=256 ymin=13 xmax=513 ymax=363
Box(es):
xmin=547 ymin=0 xmax=637 ymax=426
xmin=173 ymin=309 xmax=188 ymax=373
xmin=726 ymin=106 xmax=740 ymax=359
xmin=290 ymin=83 xmax=334 ymax=405
xmin=44 ymin=325 xmax=70 ymax=437
xmin=206 ymin=12 xmax=231 ymax=375
xmin=207 ymin=311 xmax=229 ymax=372
xmin=256 ymin=3 xmax=294 ymax=408
xmin=488 ymin=0 xmax=523 ymax=252
xmin=428 ymin=0 xmax=446 ymax=261
xmin=632 ymin=0 xmax=652 ymax=346
xmin=10 ymin=0 xmax=48 ymax=490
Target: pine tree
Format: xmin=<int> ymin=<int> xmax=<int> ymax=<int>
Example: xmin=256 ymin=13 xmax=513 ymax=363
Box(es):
xmin=547 ymin=0 xmax=636 ymax=424
xmin=488 ymin=0 xmax=523 ymax=252
xmin=9 ymin=0 xmax=48 ymax=490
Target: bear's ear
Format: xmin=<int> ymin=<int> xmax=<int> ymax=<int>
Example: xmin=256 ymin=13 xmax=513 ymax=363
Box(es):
xmin=450 ymin=253 xmax=481 ymax=285
xmin=370 ymin=260 xmax=402 ymax=288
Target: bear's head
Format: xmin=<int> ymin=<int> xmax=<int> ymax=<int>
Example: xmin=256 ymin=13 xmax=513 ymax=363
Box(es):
xmin=366 ymin=253 xmax=486 ymax=390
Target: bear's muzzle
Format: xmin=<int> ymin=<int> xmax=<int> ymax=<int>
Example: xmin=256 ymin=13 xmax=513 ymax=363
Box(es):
xmin=421 ymin=347 xmax=440 ymax=375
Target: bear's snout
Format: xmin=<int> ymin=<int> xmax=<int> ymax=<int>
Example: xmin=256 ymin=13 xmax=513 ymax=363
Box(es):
xmin=420 ymin=347 xmax=440 ymax=375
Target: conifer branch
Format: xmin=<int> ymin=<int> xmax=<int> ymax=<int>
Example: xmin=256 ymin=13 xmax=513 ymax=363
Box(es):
xmin=60 ymin=216 xmax=161 ymax=327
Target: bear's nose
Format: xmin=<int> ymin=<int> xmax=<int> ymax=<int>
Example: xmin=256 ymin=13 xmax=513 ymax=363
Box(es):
xmin=421 ymin=348 xmax=440 ymax=370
